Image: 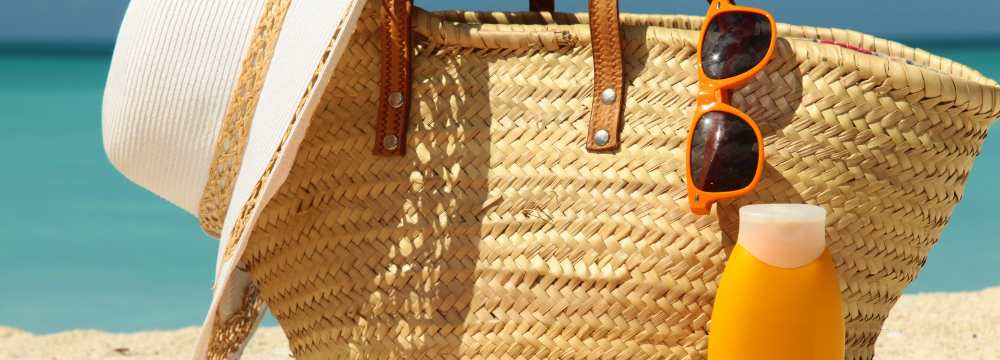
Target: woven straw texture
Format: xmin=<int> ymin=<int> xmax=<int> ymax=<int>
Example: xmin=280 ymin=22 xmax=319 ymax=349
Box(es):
xmin=198 ymin=0 xmax=292 ymax=238
xmin=238 ymin=2 xmax=1000 ymax=359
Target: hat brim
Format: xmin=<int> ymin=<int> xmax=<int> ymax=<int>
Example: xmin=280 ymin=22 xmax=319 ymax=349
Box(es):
xmin=193 ymin=0 xmax=367 ymax=357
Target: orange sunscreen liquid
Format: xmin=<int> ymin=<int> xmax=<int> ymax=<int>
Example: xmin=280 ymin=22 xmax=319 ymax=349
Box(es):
xmin=708 ymin=204 xmax=844 ymax=360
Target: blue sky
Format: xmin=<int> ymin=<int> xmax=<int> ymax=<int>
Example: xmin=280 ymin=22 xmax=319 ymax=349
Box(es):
xmin=1 ymin=0 xmax=1000 ymax=46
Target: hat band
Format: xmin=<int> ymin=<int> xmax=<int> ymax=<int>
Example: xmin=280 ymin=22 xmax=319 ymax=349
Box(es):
xmin=197 ymin=0 xmax=292 ymax=238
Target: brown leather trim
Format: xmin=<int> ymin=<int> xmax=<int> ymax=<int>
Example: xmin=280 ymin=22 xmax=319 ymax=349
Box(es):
xmin=586 ymin=0 xmax=624 ymax=152
xmin=529 ymin=0 xmax=555 ymax=12
xmin=373 ymin=0 xmax=413 ymax=156
xmin=375 ymin=0 xmax=625 ymax=154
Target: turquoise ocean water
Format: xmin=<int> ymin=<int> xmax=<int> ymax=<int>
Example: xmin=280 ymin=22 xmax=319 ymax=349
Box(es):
xmin=1 ymin=41 xmax=998 ymax=334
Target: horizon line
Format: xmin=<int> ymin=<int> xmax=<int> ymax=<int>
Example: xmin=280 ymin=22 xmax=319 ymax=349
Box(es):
xmin=2 ymin=34 xmax=999 ymax=56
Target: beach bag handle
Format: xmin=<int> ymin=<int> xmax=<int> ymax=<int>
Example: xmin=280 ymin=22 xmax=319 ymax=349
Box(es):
xmin=374 ymin=0 xmax=625 ymax=156
xmin=531 ymin=0 xmax=718 ymax=9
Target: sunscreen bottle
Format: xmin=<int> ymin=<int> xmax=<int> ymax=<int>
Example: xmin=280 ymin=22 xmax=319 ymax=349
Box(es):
xmin=708 ymin=204 xmax=844 ymax=359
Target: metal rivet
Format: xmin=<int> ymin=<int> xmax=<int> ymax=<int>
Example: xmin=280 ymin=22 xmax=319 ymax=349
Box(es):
xmin=694 ymin=193 xmax=700 ymax=202
xmin=382 ymin=134 xmax=399 ymax=150
xmin=593 ymin=129 xmax=610 ymax=146
xmin=600 ymin=87 xmax=616 ymax=105
xmin=388 ymin=91 xmax=404 ymax=109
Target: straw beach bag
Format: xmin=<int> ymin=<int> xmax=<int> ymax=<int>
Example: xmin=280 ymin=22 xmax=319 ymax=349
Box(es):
xmin=216 ymin=1 xmax=1000 ymax=358
xmin=102 ymin=0 xmax=1000 ymax=359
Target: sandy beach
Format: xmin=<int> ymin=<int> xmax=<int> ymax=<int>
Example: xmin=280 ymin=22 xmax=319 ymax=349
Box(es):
xmin=1 ymin=287 xmax=997 ymax=359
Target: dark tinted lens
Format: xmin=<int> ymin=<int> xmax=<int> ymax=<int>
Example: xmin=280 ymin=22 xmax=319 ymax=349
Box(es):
xmin=689 ymin=111 xmax=759 ymax=192
xmin=701 ymin=12 xmax=772 ymax=79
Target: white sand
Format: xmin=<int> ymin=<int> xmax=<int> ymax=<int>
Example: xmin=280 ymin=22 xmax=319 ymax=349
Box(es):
xmin=2 ymin=287 xmax=997 ymax=359
xmin=874 ymin=286 xmax=1000 ymax=360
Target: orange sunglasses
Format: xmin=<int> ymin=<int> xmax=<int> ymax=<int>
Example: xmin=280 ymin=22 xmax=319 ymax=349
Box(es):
xmin=685 ymin=0 xmax=777 ymax=215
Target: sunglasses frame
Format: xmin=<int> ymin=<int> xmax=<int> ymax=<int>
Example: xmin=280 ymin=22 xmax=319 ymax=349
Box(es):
xmin=685 ymin=0 xmax=777 ymax=215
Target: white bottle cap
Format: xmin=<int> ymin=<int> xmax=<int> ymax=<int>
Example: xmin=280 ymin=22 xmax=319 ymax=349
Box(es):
xmin=738 ymin=204 xmax=827 ymax=268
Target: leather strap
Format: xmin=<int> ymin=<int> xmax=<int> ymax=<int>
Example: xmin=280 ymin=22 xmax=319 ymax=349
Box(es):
xmin=374 ymin=0 xmax=413 ymax=156
xmin=374 ymin=0 xmax=625 ymax=155
xmin=529 ymin=0 xmax=555 ymax=12
xmin=586 ymin=0 xmax=624 ymax=152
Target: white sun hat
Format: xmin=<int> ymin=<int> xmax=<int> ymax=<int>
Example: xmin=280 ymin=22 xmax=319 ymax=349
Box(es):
xmin=102 ymin=0 xmax=367 ymax=358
